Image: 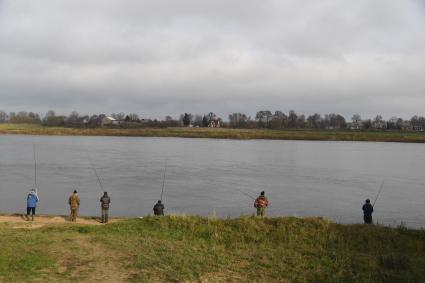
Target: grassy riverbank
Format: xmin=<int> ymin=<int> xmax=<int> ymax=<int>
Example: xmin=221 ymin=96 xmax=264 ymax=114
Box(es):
xmin=1 ymin=123 xmax=425 ymax=143
xmin=1 ymin=215 xmax=424 ymax=282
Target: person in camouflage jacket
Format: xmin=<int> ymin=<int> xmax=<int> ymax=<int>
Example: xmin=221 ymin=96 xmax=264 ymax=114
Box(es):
xmin=68 ymin=190 xmax=80 ymax=222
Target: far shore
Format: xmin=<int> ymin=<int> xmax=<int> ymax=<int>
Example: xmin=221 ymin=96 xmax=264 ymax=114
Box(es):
xmin=1 ymin=123 xmax=425 ymax=143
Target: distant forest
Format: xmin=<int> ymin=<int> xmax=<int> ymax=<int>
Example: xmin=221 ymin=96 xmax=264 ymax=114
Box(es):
xmin=1 ymin=110 xmax=425 ymax=131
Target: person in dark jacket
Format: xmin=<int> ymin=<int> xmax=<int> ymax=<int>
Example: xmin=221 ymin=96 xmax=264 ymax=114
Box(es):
xmin=26 ymin=188 xmax=39 ymax=221
xmin=153 ymin=200 xmax=165 ymax=216
xmin=362 ymin=199 xmax=374 ymax=224
xmin=100 ymin=192 xmax=111 ymax=223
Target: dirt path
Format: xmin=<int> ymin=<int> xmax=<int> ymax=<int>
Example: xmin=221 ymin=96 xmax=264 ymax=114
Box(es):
xmin=0 ymin=214 xmax=133 ymax=281
xmin=56 ymin=236 xmax=132 ymax=282
xmin=0 ymin=214 xmax=121 ymax=228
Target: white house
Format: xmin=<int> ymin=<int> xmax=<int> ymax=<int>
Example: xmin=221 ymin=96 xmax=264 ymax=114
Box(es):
xmin=101 ymin=116 xmax=119 ymax=126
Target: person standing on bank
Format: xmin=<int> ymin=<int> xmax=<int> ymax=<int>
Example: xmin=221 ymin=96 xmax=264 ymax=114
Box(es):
xmin=68 ymin=190 xmax=80 ymax=222
xmin=254 ymin=191 xmax=269 ymax=217
xmin=362 ymin=199 xmax=374 ymax=224
xmin=153 ymin=200 xmax=165 ymax=216
xmin=26 ymin=188 xmax=39 ymax=221
xmin=100 ymin=192 xmax=111 ymax=223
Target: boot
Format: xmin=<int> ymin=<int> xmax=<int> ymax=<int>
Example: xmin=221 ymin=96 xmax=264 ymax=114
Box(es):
xmin=31 ymin=215 xmax=34 ymax=221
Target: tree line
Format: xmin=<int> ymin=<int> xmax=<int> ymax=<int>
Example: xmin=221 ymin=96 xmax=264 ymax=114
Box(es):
xmin=0 ymin=109 xmax=424 ymax=131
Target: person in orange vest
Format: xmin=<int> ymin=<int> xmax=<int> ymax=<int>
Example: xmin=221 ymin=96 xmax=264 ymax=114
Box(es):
xmin=254 ymin=191 xmax=269 ymax=217
xmin=68 ymin=190 xmax=80 ymax=222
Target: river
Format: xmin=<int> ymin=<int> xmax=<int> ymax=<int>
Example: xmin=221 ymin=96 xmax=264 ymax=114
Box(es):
xmin=0 ymin=135 xmax=424 ymax=228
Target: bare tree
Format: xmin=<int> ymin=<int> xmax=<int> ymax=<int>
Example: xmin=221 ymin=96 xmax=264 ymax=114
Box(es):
xmin=255 ymin=110 xmax=272 ymax=128
xmin=0 ymin=110 xmax=7 ymax=123
xmin=352 ymin=114 xmax=361 ymax=123
xmin=229 ymin=113 xmax=249 ymax=128
xmin=270 ymin=111 xmax=287 ymax=129
xmin=287 ymin=110 xmax=298 ymax=128
xmin=127 ymin=113 xmax=140 ymax=121
xmin=111 ymin=112 xmax=126 ymax=120
xmin=193 ymin=114 xmax=203 ymax=127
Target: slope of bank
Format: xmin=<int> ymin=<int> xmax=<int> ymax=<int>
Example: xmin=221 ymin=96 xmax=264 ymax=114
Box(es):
xmin=0 ymin=215 xmax=424 ymax=282
xmin=1 ymin=123 xmax=425 ymax=143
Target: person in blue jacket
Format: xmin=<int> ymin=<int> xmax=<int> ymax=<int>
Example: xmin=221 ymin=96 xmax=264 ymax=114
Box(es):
xmin=26 ymin=188 xmax=39 ymax=221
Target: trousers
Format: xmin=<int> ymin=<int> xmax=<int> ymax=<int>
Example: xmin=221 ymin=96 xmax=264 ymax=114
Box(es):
xmin=101 ymin=208 xmax=109 ymax=223
xmin=70 ymin=208 xmax=79 ymax=222
xmin=257 ymin=207 xmax=266 ymax=217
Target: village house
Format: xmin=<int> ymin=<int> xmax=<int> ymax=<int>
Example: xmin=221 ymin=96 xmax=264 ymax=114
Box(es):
xmin=347 ymin=121 xmax=363 ymax=130
xmin=100 ymin=115 xmax=119 ymax=127
xmin=401 ymin=121 xmax=412 ymax=131
xmin=208 ymin=118 xmax=221 ymax=128
xmin=412 ymin=125 xmax=425 ymax=131
xmin=372 ymin=120 xmax=387 ymax=130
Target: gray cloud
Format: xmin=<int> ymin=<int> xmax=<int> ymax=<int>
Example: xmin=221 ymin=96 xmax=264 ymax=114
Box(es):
xmin=0 ymin=0 xmax=425 ymax=119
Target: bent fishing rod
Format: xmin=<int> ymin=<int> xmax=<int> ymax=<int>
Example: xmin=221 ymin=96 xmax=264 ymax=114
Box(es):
xmin=32 ymin=139 xmax=38 ymax=189
xmin=160 ymin=162 xmax=167 ymax=201
xmin=373 ymin=180 xmax=384 ymax=207
xmin=86 ymin=153 xmax=105 ymax=193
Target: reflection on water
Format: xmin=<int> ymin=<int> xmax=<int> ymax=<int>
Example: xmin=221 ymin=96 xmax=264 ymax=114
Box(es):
xmin=0 ymin=135 xmax=424 ymax=228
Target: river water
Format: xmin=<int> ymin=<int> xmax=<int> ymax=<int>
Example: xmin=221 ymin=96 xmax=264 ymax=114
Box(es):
xmin=0 ymin=135 xmax=424 ymax=228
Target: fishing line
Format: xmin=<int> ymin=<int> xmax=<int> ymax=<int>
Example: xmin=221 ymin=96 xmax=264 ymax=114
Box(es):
xmin=160 ymin=161 xmax=167 ymax=201
xmin=86 ymin=152 xmax=105 ymax=193
xmin=234 ymin=187 xmax=256 ymax=200
xmin=32 ymin=139 xmax=38 ymax=189
xmin=373 ymin=180 xmax=384 ymax=207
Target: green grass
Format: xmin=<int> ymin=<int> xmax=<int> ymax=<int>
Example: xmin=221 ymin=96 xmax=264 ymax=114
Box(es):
xmin=1 ymin=216 xmax=425 ymax=282
xmin=1 ymin=123 xmax=425 ymax=143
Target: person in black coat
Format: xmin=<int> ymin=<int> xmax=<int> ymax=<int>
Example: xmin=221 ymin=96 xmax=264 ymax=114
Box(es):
xmin=362 ymin=199 xmax=374 ymax=224
xmin=153 ymin=200 xmax=165 ymax=216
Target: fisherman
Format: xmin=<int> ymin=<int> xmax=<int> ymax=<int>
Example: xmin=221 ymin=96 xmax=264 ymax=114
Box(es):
xmin=362 ymin=199 xmax=374 ymax=224
xmin=153 ymin=200 xmax=165 ymax=216
xmin=68 ymin=190 xmax=80 ymax=222
xmin=100 ymin=192 xmax=111 ymax=223
xmin=26 ymin=188 xmax=39 ymax=221
xmin=254 ymin=191 xmax=269 ymax=217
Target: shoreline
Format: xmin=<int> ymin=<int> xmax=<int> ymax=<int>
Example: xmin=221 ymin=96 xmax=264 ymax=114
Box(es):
xmin=1 ymin=123 xmax=425 ymax=143
xmin=1 ymin=213 xmax=423 ymax=230
xmin=0 ymin=213 xmax=125 ymax=226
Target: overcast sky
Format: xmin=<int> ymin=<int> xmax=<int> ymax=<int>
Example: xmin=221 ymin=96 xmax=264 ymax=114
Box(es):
xmin=1 ymin=0 xmax=425 ymax=119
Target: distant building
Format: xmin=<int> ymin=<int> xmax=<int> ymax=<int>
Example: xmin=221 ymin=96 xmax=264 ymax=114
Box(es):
xmin=208 ymin=118 xmax=221 ymax=128
xmin=101 ymin=116 xmax=119 ymax=126
xmin=372 ymin=121 xmax=387 ymax=130
xmin=412 ymin=125 xmax=425 ymax=131
xmin=347 ymin=121 xmax=363 ymax=130
xmin=401 ymin=121 xmax=412 ymax=131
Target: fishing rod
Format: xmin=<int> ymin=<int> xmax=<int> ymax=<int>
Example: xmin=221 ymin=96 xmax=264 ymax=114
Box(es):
xmin=86 ymin=153 xmax=105 ymax=192
xmin=234 ymin=188 xmax=256 ymax=200
xmin=160 ymin=161 xmax=167 ymax=201
xmin=372 ymin=180 xmax=384 ymax=207
xmin=32 ymin=139 xmax=38 ymax=189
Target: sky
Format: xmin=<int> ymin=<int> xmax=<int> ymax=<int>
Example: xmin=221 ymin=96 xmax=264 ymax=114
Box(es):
xmin=0 ymin=0 xmax=425 ymax=120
